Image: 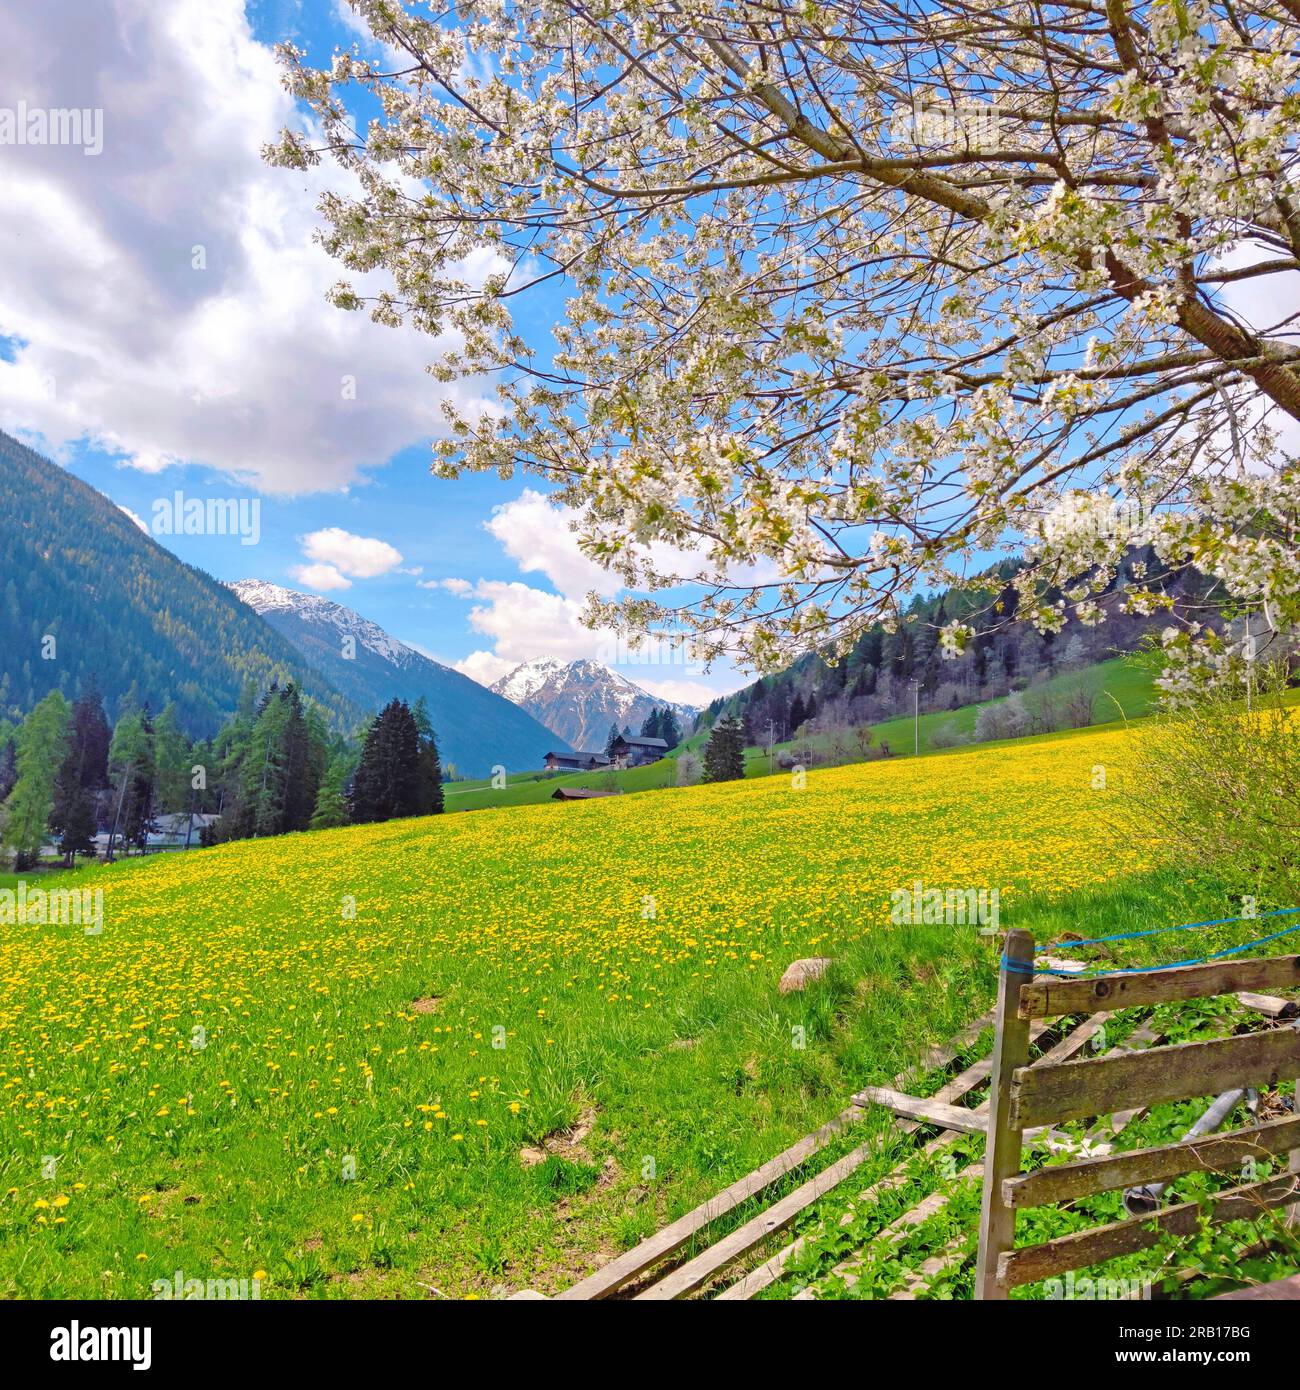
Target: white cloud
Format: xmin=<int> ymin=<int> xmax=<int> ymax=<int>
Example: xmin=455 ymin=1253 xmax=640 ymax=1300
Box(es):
xmin=333 ymin=2 xmax=496 ymax=89
xmin=1218 ymin=242 xmax=1300 ymax=346
xmin=454 ymin=649 xmax=518 ymax=686
xmin=484 ymin=487 xmax=786 ymax=601
xmin=0 ymin=0 xmax=496 ymax=494
xmin=484 ymin=490 xmax=621 ymax=599
xmin=290 ymin=562 xmax=351 ymax=592
xmin=444 ymin=491 xmax=755 ymax=693
xmin=462 ymin=579 xmax=614 ymax=664
xmin=446 ymin=573 xmax=745 ymax=699
xmin=634 ymin=676 xmax=726 ymax=708
xmin=1216 ymin=245 xmax=1300 ymax=461
xmin=301 ymin=526 xmax=403 ymax=578
xmin=118 ymin=503 xmax=149 ymax=532
xmin=331 ymin=0 xmax=406 ymax=66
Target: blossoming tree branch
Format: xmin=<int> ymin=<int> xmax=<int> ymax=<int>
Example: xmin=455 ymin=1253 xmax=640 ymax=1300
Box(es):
xmin=268 ymin=0 xmax=1300 ymax=691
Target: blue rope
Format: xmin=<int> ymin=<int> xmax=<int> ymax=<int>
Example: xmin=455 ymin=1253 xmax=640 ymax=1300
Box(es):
xmin=1043 ymin=904 xmax=1300 ymax=951
xmin=998 ymin=906 xmax=1300 ymax=978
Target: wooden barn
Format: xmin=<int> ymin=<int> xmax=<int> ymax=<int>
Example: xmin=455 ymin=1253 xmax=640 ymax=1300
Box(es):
xmin=543 ymin=750 xmax=611 ymax=771
xmin=608 ymin=734 xmax=669 ymax=767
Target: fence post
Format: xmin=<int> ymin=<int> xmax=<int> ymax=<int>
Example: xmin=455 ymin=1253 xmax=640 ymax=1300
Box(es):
xmin=1290 ymin=1070 xmax=1300 ymax=1228
xmin=975 ymin=928 xmax=1035 ymax=1299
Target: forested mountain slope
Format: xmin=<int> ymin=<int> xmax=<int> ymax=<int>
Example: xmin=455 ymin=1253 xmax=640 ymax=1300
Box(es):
xmin=0 ymin=431 xmax=357 ymax=734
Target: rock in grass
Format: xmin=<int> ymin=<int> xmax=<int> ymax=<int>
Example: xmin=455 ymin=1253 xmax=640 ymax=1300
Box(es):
xmin=778 ymin=957 xmax=833 ymax=994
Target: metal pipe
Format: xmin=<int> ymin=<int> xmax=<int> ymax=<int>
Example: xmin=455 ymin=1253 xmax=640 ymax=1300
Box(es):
xmin=1122 ymin=1088 xmax=1248 ymax=1216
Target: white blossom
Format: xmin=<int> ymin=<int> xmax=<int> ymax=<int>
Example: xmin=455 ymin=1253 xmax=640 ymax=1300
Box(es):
xmin=269 ymin=0 xmax=1300 ymax=676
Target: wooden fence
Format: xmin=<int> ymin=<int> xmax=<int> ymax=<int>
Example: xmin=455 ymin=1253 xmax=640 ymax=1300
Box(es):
xmin=527 ymin=930 xmax=1300 ymax=1300
xmin=975 ymin=929 xmax=1300 ymax=1299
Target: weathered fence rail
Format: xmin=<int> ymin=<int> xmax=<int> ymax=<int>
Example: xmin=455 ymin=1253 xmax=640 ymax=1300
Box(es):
xmin=533 ymin=933 xmax=1300 ymax=1301
xmin=975 ymin=930 xmax=1300 ymax=1300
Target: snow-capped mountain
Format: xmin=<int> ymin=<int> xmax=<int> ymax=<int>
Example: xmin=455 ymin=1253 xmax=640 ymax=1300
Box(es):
xmin=229 ymin=581 xmax=567 ymax=776
xmin=490 ymin=658 xmax=698 ymax=751
xmin=492 ymin=657 xmax=570 ymax=706
xmin=230 ymin=579 xmax=415 ymax=664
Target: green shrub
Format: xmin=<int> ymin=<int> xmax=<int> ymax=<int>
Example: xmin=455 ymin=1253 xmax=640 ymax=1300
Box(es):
xmin=1123 ymin=661 xmax=1299 ymax=903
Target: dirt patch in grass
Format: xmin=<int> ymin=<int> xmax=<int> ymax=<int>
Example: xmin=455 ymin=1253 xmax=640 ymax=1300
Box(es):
xmin=409 ymin=997 xmax=441 ymax=1014
xmin=557 ymin=1106 xmax=597 ymax=1149
xmin=520 ymin=1104 xmax=600 ymax=1168
xmin=138 ymin=1187 xmax=182 ymax=1217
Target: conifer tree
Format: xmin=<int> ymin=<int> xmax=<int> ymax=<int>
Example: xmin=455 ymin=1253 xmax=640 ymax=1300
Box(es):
xmin=411 ymin=697 xmax=445 ymax=816
xmin=309 ymin=753 xmax=353 ymax=830
xmin=702 ymin=715 xmax=745 ymax=783
xmin=106 ymin=708 xmax=155 ymax=859
xmin=240 ymin=688 xmax=292 ymax=838
xmin=350 ymin=699 xmax=422 ymax=824
xmin=51 ymin=688 xmax=108 ymax=865
xmin=0 ymin=735 xmax=16 ymax=804
xmin=3 ymin=690 xmax=70 ymax=869
xmin=152 ymin=702 xmax=192 ymax=815
xmin=127 ymin=706 xmax=158 ymax=850
xmin=51 ymin=756 xmax=97 ymax=866
xmin=210 ymin=703 xmax=255 ymax=839
xmin=70 ymin=683 xmax=110 ymax=790
xmin=276 ymin=687 xmax=320 ymax=833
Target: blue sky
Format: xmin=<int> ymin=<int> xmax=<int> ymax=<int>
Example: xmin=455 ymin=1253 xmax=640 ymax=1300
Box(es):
xmin=0 ymin=0 xmax=739 ymax=706
xmin=61 ymin=443 xmax=526 ymax=669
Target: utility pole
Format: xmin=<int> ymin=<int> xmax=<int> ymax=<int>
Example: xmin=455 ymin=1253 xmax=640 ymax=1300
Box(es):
xmin=909 ymin=678 xmax=920 ymax=757
xmin=184 ymin=779 xmax=198 ymax=851
xmin=1244 ymin=621 xmax=1259 ymax=713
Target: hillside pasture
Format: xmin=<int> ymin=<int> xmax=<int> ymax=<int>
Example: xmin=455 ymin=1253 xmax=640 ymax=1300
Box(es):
xmin=0 ymin=720 xmax=1255 ymax=1298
